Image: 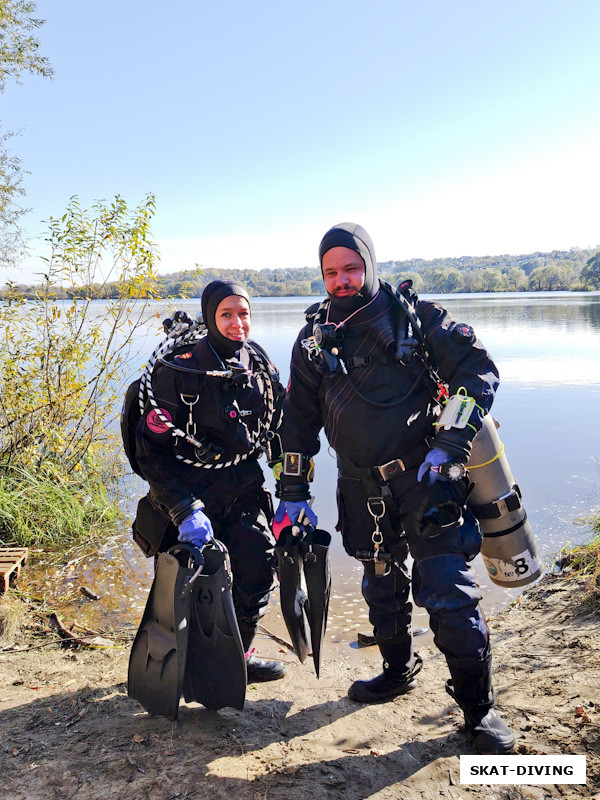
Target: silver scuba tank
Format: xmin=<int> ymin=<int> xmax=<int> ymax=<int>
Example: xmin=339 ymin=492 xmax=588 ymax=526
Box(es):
xmin=467 ymin=415 xmax=543 ymax=588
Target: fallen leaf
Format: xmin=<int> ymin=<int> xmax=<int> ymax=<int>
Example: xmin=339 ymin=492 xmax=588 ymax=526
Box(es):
xmin=132 ymin=734 xmax=145 ymax=743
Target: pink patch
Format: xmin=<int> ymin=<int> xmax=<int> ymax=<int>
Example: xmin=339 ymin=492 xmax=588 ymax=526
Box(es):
xmin=146 ymin=408 xmax=172 ymax=434
xmin=273 ymin=512 xmax=292 ymax=541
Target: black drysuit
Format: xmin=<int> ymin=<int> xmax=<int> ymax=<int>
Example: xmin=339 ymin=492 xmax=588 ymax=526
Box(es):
xmin=281 ymin=285 xmax=500 ymax=668
xmin=134 ymin=336 xmax=283 ymax=648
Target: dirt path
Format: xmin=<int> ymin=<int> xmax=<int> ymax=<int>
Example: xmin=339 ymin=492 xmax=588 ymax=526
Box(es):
xmin=1 ymin=573 xmax=599 ymax=800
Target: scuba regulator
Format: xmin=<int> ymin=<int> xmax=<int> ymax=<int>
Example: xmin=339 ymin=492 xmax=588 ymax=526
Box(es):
xmin=313 ymin=322 xmax=345 ymax=355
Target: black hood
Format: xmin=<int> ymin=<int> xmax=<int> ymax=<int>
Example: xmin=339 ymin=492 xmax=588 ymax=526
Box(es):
xmin=318 ymin=222 xmax=379 ymax=313
xmin=201 ymin=279 xmax=251 ymax=358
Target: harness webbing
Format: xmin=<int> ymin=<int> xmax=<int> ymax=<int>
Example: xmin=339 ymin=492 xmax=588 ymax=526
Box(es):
xmin=138 ymin=320 xmax=280 ymax=470
xmin=306 ymin=281 xmax=448 ymax=406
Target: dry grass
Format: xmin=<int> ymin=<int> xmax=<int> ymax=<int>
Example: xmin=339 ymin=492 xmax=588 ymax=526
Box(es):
xmin=0 ymin=592 xmax=27 ymax=644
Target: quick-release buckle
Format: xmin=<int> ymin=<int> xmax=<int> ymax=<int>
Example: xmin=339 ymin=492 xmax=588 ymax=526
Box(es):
xmin=375 ymin=459 xmax=405 ymax=481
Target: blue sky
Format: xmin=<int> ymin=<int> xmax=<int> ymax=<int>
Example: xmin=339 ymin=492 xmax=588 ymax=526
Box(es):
xmin=3 ymin=0 xmax=600 ymax=282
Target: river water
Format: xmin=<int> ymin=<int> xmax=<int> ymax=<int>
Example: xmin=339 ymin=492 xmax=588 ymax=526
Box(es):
xmin=32 ymin=292 xmax=600 ymax=645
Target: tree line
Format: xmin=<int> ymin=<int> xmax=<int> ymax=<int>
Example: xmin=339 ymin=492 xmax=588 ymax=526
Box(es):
xmin=2 ymin=246 xmax=600 ymax=300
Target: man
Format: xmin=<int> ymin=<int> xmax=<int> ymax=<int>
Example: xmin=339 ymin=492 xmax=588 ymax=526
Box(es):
xmin=275 ymin=222 xmax=514 ymax=753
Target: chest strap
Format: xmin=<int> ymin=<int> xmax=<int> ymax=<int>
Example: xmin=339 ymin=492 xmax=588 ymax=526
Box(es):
xmin=344 ymin=354 xmax=394 ymax=369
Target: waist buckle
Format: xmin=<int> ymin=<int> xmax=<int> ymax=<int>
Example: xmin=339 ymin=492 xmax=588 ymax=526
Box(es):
xmin=375 ymin=459 xmax=406 ymax=481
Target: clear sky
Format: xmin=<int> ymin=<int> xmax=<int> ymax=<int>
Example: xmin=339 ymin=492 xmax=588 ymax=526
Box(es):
xmin=3 ymin=0 xmax=600 ymax=282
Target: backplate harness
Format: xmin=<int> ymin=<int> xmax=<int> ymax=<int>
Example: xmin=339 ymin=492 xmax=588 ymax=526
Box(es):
xmin=138 ymin=313 xmax=282 ymax=470
xmin=301 ymin=279 xmax=449 ymax=408
xmin=301 ymin=281 xmax=452 ymax=573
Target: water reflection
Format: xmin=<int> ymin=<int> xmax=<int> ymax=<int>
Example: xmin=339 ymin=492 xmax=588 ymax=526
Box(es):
xmin=20 ymin=529 xmax=153 ymax=634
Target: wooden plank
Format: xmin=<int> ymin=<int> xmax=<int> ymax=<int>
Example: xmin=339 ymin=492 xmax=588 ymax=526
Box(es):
xmin=0 ymin=547 xmax=29 ymax=593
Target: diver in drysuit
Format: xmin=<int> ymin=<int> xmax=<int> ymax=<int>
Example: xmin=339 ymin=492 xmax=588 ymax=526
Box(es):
xmin=132 ymin=280 xmax=286 ymax=683
xmin=276 ymin=223 xmax=515 ymax=753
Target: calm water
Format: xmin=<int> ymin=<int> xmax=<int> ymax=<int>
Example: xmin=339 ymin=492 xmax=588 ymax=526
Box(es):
xmin=50 ymin=292 xmax=597 ymax=642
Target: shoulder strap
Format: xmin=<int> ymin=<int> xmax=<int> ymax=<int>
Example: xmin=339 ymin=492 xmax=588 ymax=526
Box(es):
xmin=379 ymin=279 xmax=447 ymax=397
xmin=305 ymin=298 xmax=329 ymax=330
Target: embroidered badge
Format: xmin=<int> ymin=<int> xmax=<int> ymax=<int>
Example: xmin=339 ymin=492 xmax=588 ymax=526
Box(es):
xmin=177 ymin=351 xmax=193 ymax=359
xmin=146 ymin=408 xmax=172 ymax=434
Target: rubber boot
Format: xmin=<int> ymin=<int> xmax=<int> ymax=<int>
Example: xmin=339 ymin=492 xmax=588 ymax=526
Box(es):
xmin=445 ymin=648 xmax=515 ymax=754
xmin=348 ymin=637 xmax=422 ymax=703
xmin=238 ymin=618 xmax=286 ymax=683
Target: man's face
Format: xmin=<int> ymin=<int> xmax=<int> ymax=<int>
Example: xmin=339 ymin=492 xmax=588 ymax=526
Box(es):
xmin=321 ymin=247 xmax=366 ymax=298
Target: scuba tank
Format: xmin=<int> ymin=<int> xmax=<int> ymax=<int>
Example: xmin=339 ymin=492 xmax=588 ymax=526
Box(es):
xmin=467 ymin=415 xmax=543 ymax=588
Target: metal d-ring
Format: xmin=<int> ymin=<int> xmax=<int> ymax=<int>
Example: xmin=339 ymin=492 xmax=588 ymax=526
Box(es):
xmin=181 ymin=393 xmax=200 ymax=439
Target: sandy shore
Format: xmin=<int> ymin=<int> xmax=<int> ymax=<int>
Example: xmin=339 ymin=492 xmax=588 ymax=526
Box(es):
xmin=1 ymin=571 xmax=599 ymax=800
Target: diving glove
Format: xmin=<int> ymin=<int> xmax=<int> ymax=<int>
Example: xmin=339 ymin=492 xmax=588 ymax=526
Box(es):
xmin=178 ymin=506 xmax=214 ymax=546
xmin=417 ymin=447 xmax=453 ymax=486
xmin=274 ymin=499 xmax=318 ymax=528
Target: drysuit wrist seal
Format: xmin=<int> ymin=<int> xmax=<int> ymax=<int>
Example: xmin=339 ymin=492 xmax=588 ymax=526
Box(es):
xmin=275 ymin=481 xmax=311 ymax=502
xmin=169 ymin=498 xmax=205 ymax=527
xmin=432 ymin=429 xmax=472 ymax=462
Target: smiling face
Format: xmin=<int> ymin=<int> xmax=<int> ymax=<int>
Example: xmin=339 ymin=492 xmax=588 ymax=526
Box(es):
xmin=321 ymin=247 xmax=366 ymax=298
xmin=215 ymin=295 xmax=251 ymax=341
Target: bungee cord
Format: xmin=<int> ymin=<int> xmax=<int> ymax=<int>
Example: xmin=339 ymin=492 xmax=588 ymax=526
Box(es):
xmin=138 ymin=317 xmax=280 ymax=470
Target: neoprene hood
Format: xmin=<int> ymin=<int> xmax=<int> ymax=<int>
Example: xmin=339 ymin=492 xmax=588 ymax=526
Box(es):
xmin=318 ymin=222 xmax=379 ymax=312
xmin=201 ymin=279 xmax=251 ymax=358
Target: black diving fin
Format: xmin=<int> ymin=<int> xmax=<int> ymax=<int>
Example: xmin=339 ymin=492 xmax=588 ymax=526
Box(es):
xmin=301 ymin=528 xmax=331 ymax=677
xmin=275 ymin=522 xmax=331 ymax=675
xmin=275 ymin=527 xmax=310 ymax=664
xmin=128 ymin=543 xmax=202 ymax=720
xmin=182 ymin=539 xmax=246 ymax=711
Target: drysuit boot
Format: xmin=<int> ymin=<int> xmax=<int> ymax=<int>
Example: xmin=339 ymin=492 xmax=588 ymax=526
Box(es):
xmin=348 ymin=638 xmax=422 ymax=704
xmin=238 ymin=620 xmax=286 ymax=684
xmin=246 ymin=654 xmax=286 ymax=682
xmin=445 ymin=649 xmax=515 ymax=754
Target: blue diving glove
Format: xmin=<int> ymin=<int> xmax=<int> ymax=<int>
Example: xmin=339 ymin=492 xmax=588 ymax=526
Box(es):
xmin=178 ymin=506 xmax=214 ymax=546
xmin=274 ymin=499 xmax=318 ymax=528
xmin=417 ymin=447 xmax=453 ymax=485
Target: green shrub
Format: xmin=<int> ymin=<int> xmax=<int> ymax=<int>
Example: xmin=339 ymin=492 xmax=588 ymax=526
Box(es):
xmin=0 ymin=194 xmax=158 ymax=546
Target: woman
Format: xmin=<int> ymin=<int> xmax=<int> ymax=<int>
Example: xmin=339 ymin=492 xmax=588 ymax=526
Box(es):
xmin=133 ymin=280 xmax=285 ymax=682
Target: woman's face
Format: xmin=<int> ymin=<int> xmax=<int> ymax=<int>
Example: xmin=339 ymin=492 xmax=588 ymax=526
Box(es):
xmin=215 ymin=295 xmax=251 ymax=342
